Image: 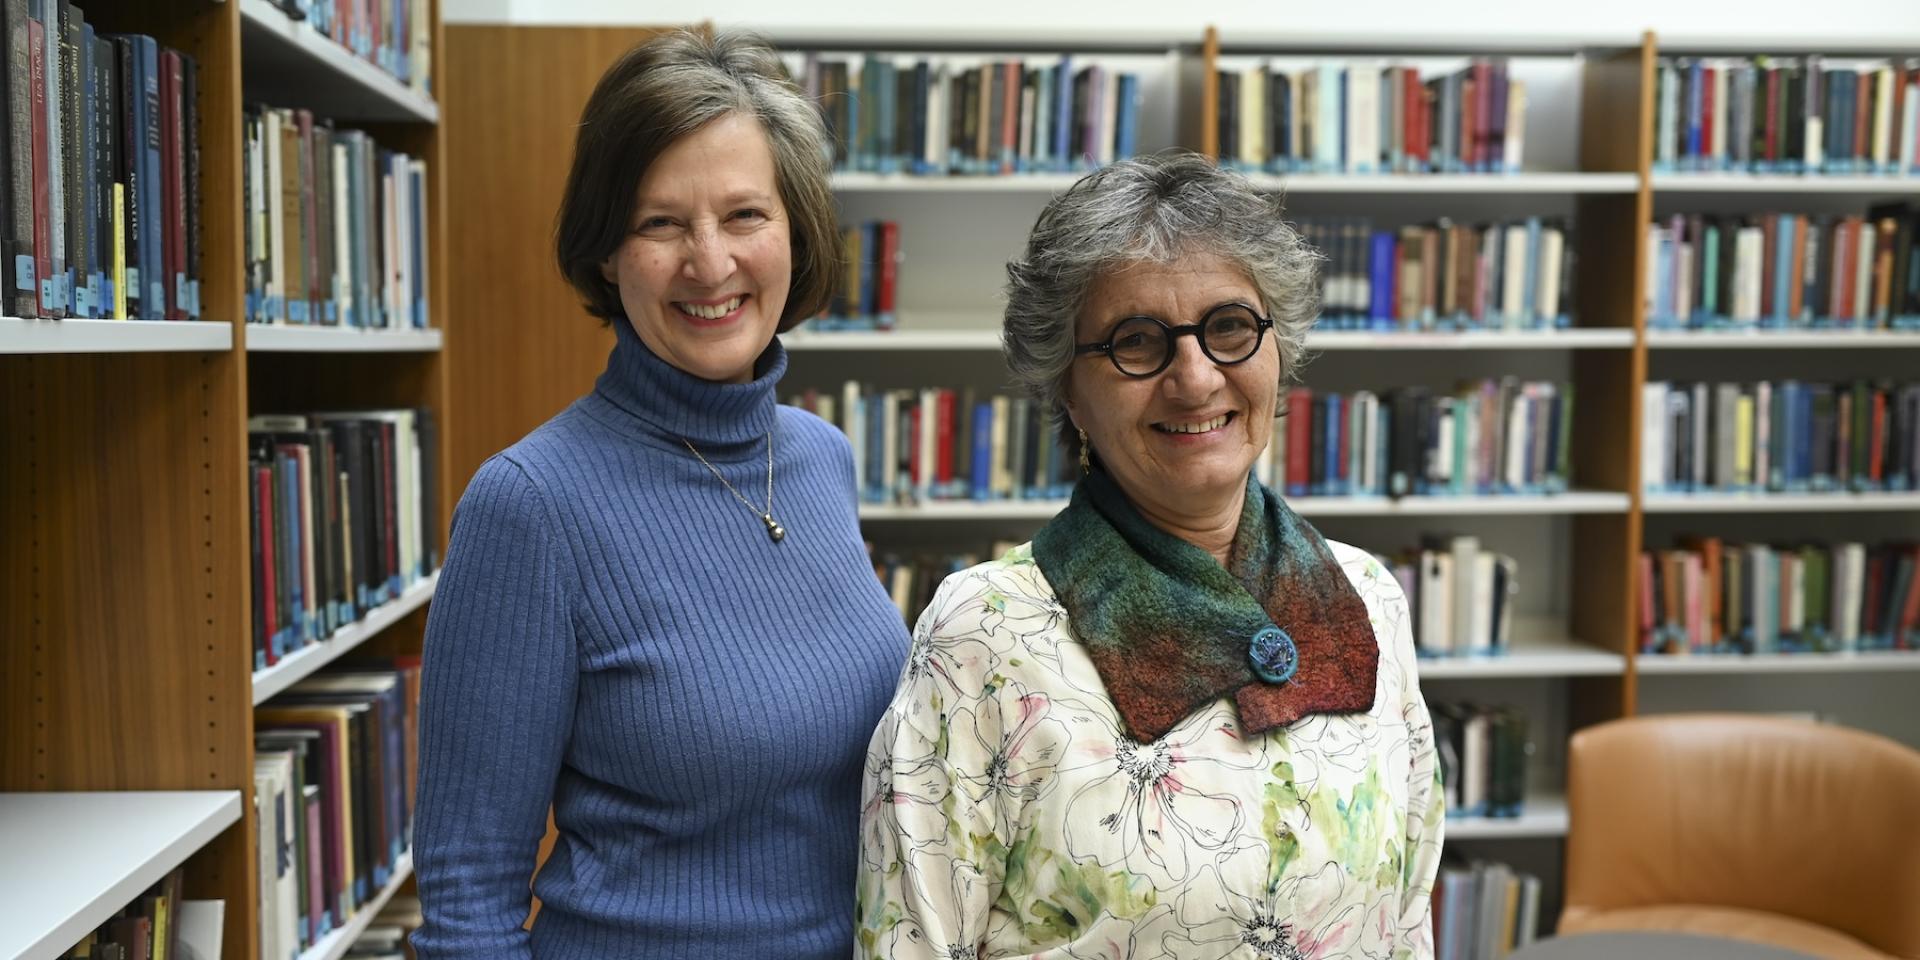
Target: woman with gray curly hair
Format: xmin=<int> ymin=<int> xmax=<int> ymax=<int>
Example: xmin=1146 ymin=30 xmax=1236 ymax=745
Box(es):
xmin=856 ymin=152 xmax=1443 ymax=959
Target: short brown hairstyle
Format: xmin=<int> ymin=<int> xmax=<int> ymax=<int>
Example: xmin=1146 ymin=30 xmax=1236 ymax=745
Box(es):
xmin=555 ymin=29 xmax=839 ymax=332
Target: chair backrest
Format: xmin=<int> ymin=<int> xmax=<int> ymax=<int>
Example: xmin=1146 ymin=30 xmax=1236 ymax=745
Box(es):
xmin=1563 ymin=713 xmax=1920 ymax=957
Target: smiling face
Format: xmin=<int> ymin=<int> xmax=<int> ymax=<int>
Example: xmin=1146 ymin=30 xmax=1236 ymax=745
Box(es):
xmin=1063 ymin=253 xmax=1280 ymax=526
xmin=600 ymin=112 xmax=792 ymax=384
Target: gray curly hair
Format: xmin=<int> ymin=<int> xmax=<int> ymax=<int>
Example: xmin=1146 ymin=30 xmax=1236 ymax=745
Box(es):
xmin=1002 ymin=151 xmax=1320 ymax=447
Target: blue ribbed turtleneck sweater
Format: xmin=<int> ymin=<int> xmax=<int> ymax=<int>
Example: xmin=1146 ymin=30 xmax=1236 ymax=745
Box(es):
xmin=411 ymin=321 xmax=910 ymax=959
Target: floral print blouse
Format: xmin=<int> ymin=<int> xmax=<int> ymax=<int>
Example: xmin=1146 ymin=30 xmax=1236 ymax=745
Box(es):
xmin=855 ymin=540 xmax=1445 ymax=960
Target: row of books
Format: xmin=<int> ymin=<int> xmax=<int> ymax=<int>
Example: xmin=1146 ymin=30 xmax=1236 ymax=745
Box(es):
xmin=1269 ymin=381 xmax=1575 ymax=498
xmin=811 ymin=219 xmax=900 ymax=331
xmin=265 ymin=0 xmax=433 ymax=96
xmin=1301 ymin=216 xmax=1572 ymax=332
xmin=1640 ymin=380 xmax=1920 ymax=494
xmin=1215 ymin=59 xmax=1527 ymax=175
xmin=1639 ymin=539 xmax=1920 ymax=655
xmin=344 ymin=895 xmax=421 ymax=959
xmin=255 ymin=661 xmax=420 ymax=960
xmin=248 ymin=409 xmax=440 ymax=670
xmin=794 ymin=54 xmax=1145 ymax=176
xmin=1376 ymin=535 xmax=1520 ymax=658
xmin=59 ymin=868 xmax=223 ymax=959
xmin=1432 ymin=860 xmax=1543 ymax=960
xmin=1645 ymin=206 xmax=1920 ymax=331
xmin=1 ymin=9 xmax=201 ymax=320
xmin=1654 ymin=56 xmax=1920 ymax=174
xmin=789 ymin=386 xmax=1077 ymax=504
xmin=870 ymin=545 xmax=1010 ymax=623
xmin=243 ymin=106 xmax=431 ymax=330
xmin=1433 ymin=701 xmax=1529 ymax=820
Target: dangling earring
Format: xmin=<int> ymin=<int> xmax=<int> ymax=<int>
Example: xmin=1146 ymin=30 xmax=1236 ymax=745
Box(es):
xmin=1078 ymin=428 xmax=1092 ymax=474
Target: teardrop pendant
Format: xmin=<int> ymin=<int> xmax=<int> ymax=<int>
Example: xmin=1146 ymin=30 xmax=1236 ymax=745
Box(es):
xmin=763 ymin=514 xmax=786 ymax=543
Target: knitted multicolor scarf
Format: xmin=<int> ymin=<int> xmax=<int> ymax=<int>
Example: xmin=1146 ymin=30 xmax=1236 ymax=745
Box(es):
xmin=1032 ymin=468 xmax=1379 ymax=742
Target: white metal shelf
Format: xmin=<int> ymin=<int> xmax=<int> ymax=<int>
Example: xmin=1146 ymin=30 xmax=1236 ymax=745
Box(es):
xmin=298 ymin=852 xmax=412 ymax=960
xmin=1646 ymin=329 xmax=1920 ymax=349
xmin=252 ymin=571 xmax=439 ymax=705
xmin=0 ymin=317 xmax=232 ymax=354
xmin=830 ymin=171 xmax=1639 ymax=194
xmin=1446 ymin=794 xmax=1568 ymax=840
xmin=785 ymin=328 xmax=1636 ymax=352
xmin=1652 ymin=173 xmax=1920 ymax=194
xmin=1248 ymin=172 xmax=1639 ymax=194
xmin=1636 ymin=650 xmax=1920 ymax=675
xmin=246 ymin=324 xmax=443 ymax=353
xmin=239 ymin=0 xmax=439 ymax=123
xmin=1420 ymin=637 xmax=1625 ymax=680
xmin=1642 ymin=491 xmax=1920 ymax=514
xmin=859 ymin=491 xmax=1629 ymax=520
xmin=1309 ymin=329 xmax=1635 ymax=350
xmin=0 ymin=791 xmax=243 ymax=960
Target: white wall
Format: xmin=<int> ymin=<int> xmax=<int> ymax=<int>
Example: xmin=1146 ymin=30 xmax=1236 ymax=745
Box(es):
xmin=446 ymin=0 xmax=1920 ymax=43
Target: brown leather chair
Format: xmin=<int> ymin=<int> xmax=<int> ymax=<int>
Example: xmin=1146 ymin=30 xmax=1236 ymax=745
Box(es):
xmin=1562 ymin=714 xmax=1920 ymax=960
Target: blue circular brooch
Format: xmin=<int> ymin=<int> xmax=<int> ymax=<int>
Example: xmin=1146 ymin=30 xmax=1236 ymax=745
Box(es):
xmin=1248 ymin=624 xmax=1299 ymax=684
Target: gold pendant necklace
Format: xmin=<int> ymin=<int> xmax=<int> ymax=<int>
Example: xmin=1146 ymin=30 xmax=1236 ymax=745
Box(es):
xmin=683 ymin=426 xmax=785 ymax=543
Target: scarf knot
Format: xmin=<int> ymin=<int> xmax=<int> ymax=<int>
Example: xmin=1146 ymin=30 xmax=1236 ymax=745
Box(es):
xmin=1031 ymin=470 xmax=1378 ymax=742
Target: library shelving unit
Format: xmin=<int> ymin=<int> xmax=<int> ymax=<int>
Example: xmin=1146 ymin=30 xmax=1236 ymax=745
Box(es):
xmin=1 ymin=0 xmax=449 ymax=957
xmin=1633 ymin=34 xmax=1920 ymax=778
xmin=432 ymin=18 xmax=1918 ymax=945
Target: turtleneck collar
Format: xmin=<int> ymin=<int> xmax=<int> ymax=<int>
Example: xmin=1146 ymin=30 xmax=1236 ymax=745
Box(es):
xmin=592 ymin=317 xmax=787 ymax=454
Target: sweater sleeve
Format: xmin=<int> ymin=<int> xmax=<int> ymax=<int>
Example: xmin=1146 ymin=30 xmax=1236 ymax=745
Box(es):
xmin=410 ymin=456 xmax=578 ymax=959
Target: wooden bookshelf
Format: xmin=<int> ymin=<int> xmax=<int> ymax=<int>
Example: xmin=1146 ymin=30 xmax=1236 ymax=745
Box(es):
xmin=1 ymin=0 xmax=447 ymax=956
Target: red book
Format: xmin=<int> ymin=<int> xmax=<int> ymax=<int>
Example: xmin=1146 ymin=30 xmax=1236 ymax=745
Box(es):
xmin=1473 ymin=60 xmax=1492 ymax=170
xmin=1759 ymin=217 xmax=1776 ymax=319
xmin=1286 ymin=387 xmax=1312 ymax=494
xmin=907 ymin=403 xmax=922 ymax=488
xmin=1006 ymin=61 xmax=1021 ymax=172
xmin=877 ymin=221 xmax=899 ymax=321
xmin=1459 ymin=76 xmax=1477 ymax=172
xmin=28 ymin=13 xmax=50 ymax=316
xmin=1702 ymin=66 xmax=1716 ymax=158
xmin=257 ymin=465 xmax=280 ymax=665
xmin=1898 ymin=545 xmax=1920 ymax=649
xmin=1837 ymin=390 xmax=1853 ymax=487
xmin=935 ymin=390 xmax=954 ymax=486
xmin=1638 ymin=553 xmax=1657 ymax=652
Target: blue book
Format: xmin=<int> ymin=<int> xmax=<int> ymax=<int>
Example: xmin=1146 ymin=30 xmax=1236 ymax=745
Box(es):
xmin=1325 ymin=393 xmax=1343 ymax=495
xmin=1686 ymin=60 xmax=1704 ymax=167
xmin=971 ymin=402 xmax=994 ymax=500
xmin=1773 ymin=215 xmax=1796 ymax=326
xmin=1052 ymin=57 xmax=1072 ymax=172
xmin=137 ymin=35 xmax=162 ymax=319
xmin=1522 ymin=218 xmax=1542 ymax=327
xmin=1369 ymin=231 xmax=1394 ymax=329
xmin=1115 ymin=73 xmax=1139 ymax=160
xmin=910 ymin=61 xmax=930 ymax=174
xmin=875 ymin=60 xmax=896 ymax=174
xmin=866 ymin=394 xmax=885 ymax=501
xmin=411 ymin=163 xmax=427 ymax=328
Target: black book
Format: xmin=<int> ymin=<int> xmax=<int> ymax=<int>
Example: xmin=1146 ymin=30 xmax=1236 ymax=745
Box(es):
xmin=1274 ymin=70 xmax=1290 ymax=168
xmin=59 ymin=2 xmax=80 ymax=313
xmin=1217 ymin=69 xmax=1238 ymax=163
xmin=181 ymin=50 xmax=197 ymax=318
xmin=892 ymin=61 xmax=912 ymax=171
xmin=91 ymin=34 xmax=111 ymax=314
xmin=909 ymin=60 xmax=929 ymax=171
xmin=1388 ymin=387 xmax=1425 ymax=498
xmin=111 ymin=36 xmax=140 ymax=318
xmin=1784 ymin=63 xmax=1804 ymax=166
xmin=415 ymin=405 xmax=439 ymax=571
xmin=249 ymin=458 xmax=268 ymax=664
xmin=3 ymin=0 xmax=34 ymax=316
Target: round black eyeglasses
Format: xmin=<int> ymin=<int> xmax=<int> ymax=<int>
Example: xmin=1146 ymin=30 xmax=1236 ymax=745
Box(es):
xmin=1073 ymin=303 xmax=1274 ymax=378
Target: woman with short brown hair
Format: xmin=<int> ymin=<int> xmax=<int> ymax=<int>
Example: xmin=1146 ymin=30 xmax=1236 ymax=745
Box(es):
xmin=412 ymin=29 xmax=909 ymax=959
